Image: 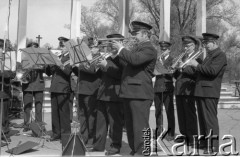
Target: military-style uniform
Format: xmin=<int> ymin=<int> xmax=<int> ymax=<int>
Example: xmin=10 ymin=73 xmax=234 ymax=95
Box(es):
xmin=117 ymin=39 xmax=157 ymax=155
xmin=72 ymin=64 xmax=101 ymax=144
xmin=93 ymin=56 xmax=124 ymax=152
xmin=0 ymin=71 xmax=15 ymax=134
xmin=45 ymin=53 xmax=72 ymax=139
xmin=22 ymin=69 xmax=45 ymax=125
xmin=194 ymin=46 xmax=227 ymax=149
xmin=154 ymin=55 xmax=175 ymax=137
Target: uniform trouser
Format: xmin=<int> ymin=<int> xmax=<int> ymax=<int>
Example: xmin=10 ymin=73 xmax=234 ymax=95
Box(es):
xmin=23 ymin=91 xmax=43 ymax=124
xmin=123 ymin=99 xmax=152 ymax=155
xmin=78 ymin=94 xmax=97 ymax=144
xmin=1 ymin=99 xmax=10 ymax=134
xmin=176 ymin=95 xmax=198 ymax=143
xmin=93 ymin=100 xmax=123 ymax=151
xmin=51 ymin=93 xmax=71 ymax=137
xmin=196 ymin=97 xmax=219 ymax=148
xmin=154 ymin=92 xmax=175 ymax=136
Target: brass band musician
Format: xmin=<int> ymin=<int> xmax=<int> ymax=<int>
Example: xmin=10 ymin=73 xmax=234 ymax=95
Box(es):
xmin=91 ymin=34 xmax=124 ymax=155
xmin=22 ymin=42 xmax=45 ymax=132
xmin=186 ymin=33 xmax=227 ymax=154
xmin=154 ymin=41 xmax=175 ymax=141
xmin=111 ymin=21 xmax=157 ymax=155
xmin=173 ymin=36 xmax=202 ymax=144
xmin=45 ymin=37 xmax=72 ymax=141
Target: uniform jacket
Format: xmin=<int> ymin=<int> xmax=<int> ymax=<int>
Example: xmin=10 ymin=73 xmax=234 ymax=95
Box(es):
xmin=193 ymin=47 xmax=227 ymax=98
xmin=45 ymin=53 xmax=72 ymax=93
xmin=22 ymin=69 xmax=45 ymax=92
xmin=154 ymin=55 xmax=174 ymax=93
xmin=72 ymin=64 xmax=101 ymax=96
xmin=97 ymin=56 xmax=122 ymax=102
xmin=118 ymin=40 xmax=157 ymax=100
xmin=173 ymin=51 xmax=203 ymax=96
xmin=0 ymin=71 xmax=15 ymax=98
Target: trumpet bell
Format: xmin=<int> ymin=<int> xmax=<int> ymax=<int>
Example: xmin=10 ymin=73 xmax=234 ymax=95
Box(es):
xmin=13 ymin=71 xmax=30 ymax=84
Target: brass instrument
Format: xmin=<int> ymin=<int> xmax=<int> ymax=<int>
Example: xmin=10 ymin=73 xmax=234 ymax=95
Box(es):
xmin=179 ymin=48 xmax=203 ymax=68
xmin=170 ymin=37 xmax=203 ymax=70
xmin=170 ymin=50 xmax=187 ymax=70
xmin=12 ymin=65 xmax=43 ymax=84
xmin=13 ymin=69 xmax=31 ymax=84
xmin=89 ymin=52 xmax=112 ymax=65
xmin=97 ymin=37 xmax=139 ymax=51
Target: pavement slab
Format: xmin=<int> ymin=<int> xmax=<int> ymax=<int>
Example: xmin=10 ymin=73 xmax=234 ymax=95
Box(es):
xmin=1 ymin=109 xmax=240 ymax=156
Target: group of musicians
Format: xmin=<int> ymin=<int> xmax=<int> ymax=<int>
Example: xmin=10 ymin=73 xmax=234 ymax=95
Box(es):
xmin=0 ymin=20 xmax=227 ymax=155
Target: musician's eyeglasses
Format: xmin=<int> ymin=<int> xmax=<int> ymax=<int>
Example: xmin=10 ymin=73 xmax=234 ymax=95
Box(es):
xmin=183 ymin=43 xmax=194 ymax=48
xmin=130 ymin=31 xmax=139 ymax=36
xmin=202 ymin=40 xmax=214 ymax=45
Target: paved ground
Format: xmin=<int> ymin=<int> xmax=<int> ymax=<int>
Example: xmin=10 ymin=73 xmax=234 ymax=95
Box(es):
xmin=1 ymin=108 xmax=240 ymax=156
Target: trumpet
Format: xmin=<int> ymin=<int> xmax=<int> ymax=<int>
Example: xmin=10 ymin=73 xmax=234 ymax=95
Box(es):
xmin=89 ymin=52 xmax=112 ymax=65
xmin=170 ymin=51 xmax=187 ymax=70
xmin=179 ymin=49 xmax=203 ymax=68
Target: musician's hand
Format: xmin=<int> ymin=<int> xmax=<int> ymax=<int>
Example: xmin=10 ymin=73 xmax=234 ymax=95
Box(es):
xmin=187 ymin=59 xmax=199 ymax=67
xmin=59 ymin=65 xmax=64 ymax=70
xmin=91 ymin=47 xmax=99 ymax=55
xmin=96 ymin=58 xmax=107 ymax=68
xmin=111 ymin=41 xmax=123 ymax=53
xmin=72 ymin=63 xmax=80 ymax=68
xmin=83 ymin=63 xmax=90 ymax=69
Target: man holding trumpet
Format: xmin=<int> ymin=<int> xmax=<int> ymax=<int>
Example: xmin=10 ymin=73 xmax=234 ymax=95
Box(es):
xmin=173 ymin=36 xmax=202 ymax=145
xmin=111 ymin=21 xmax=157 ymax=155
xmin=90 ymin=34 xmax=124 ymax=155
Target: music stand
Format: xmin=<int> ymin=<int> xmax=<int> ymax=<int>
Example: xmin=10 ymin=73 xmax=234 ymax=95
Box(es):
xmin=20 ymin=47 xmax=63 ymax=69
xmin=65 ymin=38 xmax=92 ymax=66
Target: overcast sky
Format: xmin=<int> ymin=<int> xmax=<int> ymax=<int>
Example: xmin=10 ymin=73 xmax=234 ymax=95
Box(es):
xmin=0 ymin=0 xmax=96 ymax=48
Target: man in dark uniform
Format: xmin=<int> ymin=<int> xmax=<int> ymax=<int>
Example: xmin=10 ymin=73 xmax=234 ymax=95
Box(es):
xmin=45 ymin=36 xmax=72 ymax=141
xmin=72 ymin=37 xmax=101 ymax=146
xmin=173 ymin=36 xmax=201 ymax=145
xmin=22 ymin=42 xmax=45 ymax=132
xmin=91 ymin=34 xmax=124 ymax=155
xmin=112 ymin=21 xmax=157 ymax=155
xmin=0 ymin=38 xmax=15 ymax=143
xmin=186 ymin=33 xmax=227 ymax=154
xmin=154 ymin=41 xmax=175 ymax=141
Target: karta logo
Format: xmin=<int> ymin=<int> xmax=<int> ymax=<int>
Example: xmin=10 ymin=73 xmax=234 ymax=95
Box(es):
xmin=142 ymin=128 xmax=239 ymax=156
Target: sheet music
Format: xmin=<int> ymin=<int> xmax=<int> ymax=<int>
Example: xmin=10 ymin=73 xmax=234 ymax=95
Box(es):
xmin=20 ymin=48 xmax=63 ymax=69
xmin=65 ymin=38 xmax=92 ymax=65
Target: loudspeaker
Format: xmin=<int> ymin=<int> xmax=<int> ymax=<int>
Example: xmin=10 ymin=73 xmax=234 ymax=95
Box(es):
xmin=29 ymin=122 xmax=46 ymax=137
xmin=6 ymin=141 xmax=39 ymax=155
xmin=62 ymin=133 xmax=86 ymax=156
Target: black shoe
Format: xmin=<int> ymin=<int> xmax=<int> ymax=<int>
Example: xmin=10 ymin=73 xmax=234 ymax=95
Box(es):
xmin=50 ymin=135 xmax=61 ymax=141
xmin=130 ymin=150 xmax=136 ymax=156
xmin=174 ymin=137 xmax=184 ymax=143
xmin=23 ymin=127 xmax=30 ymax=132
xmin=165 ymin=135 xmax=175 ymax=141
xmin=85 ymin=143 xmax=93 ymax=149
xmin=105 ymin=147 xmax=120 ymax=155
xmin=203 ymin=147 xmax=218 ymax=155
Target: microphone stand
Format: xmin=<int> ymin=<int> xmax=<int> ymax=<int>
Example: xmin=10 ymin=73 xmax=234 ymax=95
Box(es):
xmin=0 ymin=38 xmax=6 ymax=153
